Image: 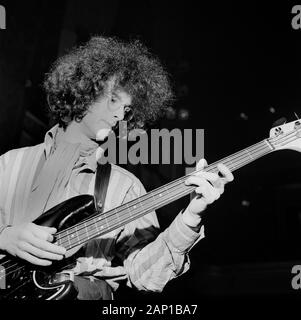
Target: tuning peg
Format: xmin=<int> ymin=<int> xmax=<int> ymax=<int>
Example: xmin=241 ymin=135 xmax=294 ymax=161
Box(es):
xmin=239 ymin=112 xmax=248 ymax=120
xmin=294 ymin=119 xmax=301 ymax=129
xmin=269 ymin=107 xmax=276 ymax=114
xmin=272 ymin=117 xmax=287 ymax=127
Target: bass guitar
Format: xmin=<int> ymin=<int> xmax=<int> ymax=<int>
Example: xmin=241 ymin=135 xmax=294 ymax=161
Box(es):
xmin=1 ymin=119 xmax=301 ymax=299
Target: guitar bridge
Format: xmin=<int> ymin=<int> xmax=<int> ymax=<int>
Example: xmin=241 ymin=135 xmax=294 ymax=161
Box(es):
xmin=50 ymin=271 xmax=74 ymax=284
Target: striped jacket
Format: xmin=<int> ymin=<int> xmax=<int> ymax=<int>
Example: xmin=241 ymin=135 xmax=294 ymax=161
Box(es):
xmin=0 ymin=126 xmax=204 ymax=292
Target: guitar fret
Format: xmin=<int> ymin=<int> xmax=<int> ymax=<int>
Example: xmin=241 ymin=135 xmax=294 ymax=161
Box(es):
xmin=84 ymin=222 xmax=90 ymax=240
xmin=66 ymin=229 xmax=71 ymax=247
xmin=150 ymin=191 xmax=156 ymax=205
xmin=246 ymin=148 xmax=254 ymax=160
xmin=218 ymin=157 xmax=233 ymax=172
xmin=61 ymin=138 xmax=276 ymax=250
xmin=96 ymin=216 xmax=104 ymax=232
xmin=75 ymin=225 xmax=80 ymax=243
xmin=162 ymin=185 xmax=169 ymax=203
xmin=104 ymin=212 xmax=110 ymax=231
xmin=126 ymin=203 xmax=132 ymax=219
xmin=56 ymin=237 xmax=62 ymax=247
xmin=115 ymin=207 xmax=121 ymax=225
xmin=264 ymin=139 xmax=274 ymax=150
xmin=95 ymin=217 xmax=100 ymax=234
xmin=138 ymin=197 xmax=145 ymax=212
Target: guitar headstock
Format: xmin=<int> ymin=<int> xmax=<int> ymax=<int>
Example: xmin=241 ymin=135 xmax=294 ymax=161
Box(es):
xmin=269 ymin=119 xmax=301 ymax=152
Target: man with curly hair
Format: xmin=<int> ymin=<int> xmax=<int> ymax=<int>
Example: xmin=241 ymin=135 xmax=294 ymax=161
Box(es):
xmin=0 ymin=36 xmax=233 ymax=300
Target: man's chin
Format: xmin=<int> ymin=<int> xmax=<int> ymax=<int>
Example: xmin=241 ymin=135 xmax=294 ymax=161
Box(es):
xmin=95 ymin=128 xmax=112 ymax=141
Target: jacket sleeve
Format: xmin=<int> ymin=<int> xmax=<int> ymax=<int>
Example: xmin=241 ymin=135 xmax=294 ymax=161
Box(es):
xmin=115 ymin=180 xmax=204 ymax=292
xmin=0 ymin=153 xmax=7 ymax=230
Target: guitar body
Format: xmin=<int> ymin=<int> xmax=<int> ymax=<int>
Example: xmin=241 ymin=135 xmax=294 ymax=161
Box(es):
xmin=1 ymin=118 xmax=301 ymax=300
xmin=0 ymin=256 xmax=77 ymax=300
xmin=0 ymin=195 xmax=96 ymax=300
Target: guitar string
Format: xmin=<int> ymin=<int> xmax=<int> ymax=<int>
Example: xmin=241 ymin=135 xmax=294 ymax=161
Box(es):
xmin=0 ymin=130 xmax=291 ymax=276
xmin=2 ymin=141 xmax=272 ymax=279
xmin=0 ymin=134 xmax=293 ymax=280
xmin=0 ymin=129 xmax=297 ymax=279
xmin=45 ymin=125 xmax=301 ymax=248
xmin=55 ymin=150 xmax=274 ymax=251
xmin=54 ymin=140 xmax=271 ymax=245
xmin=2 ymin=139 xmax=273 ymax=277
xmin=54 ymin=141 xmax=272 ymax=247
xmin=0 ymin=155 xmax=257 ymax=280
xmin=0 ymin=145 xmax=273 ymax=280
xmin=0 ymin=184 xmax=198 ymax=280
xmin=0 ymin=142 xmax=272 ymax=279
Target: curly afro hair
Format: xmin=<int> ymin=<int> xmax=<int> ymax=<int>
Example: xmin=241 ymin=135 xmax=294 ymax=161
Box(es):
xmin=44 ymin=35 xmax=174 ymax=129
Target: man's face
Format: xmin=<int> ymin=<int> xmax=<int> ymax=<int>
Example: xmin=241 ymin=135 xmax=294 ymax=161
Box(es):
xmin=80 ymin=86 xmax=132 ymax=141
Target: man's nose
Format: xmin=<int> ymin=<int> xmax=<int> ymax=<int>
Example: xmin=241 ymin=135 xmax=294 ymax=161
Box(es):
xmin=114 ymin=107 xmax=125 ymax=121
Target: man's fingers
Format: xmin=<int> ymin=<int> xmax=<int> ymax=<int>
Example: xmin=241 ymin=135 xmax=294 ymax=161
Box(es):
xmin=186 ymin=177 xmax=220 ymax=203
xmin=29 ymin=236 xmax=66 ymax=256
xmin=184 ymin=160 xmax=234 ymax=218
xmin=195 ymin=171 xmax=219 ymax=183
xmin=196 ymin=158 xmax=207 ymax=171
xmin=44 ymin=226 xmax=57 ymax=234
xmin=217 ymin=163 xmax=234 ymax=182
xmin=195 ymin=160 xmax=233 ymax=184
xmin=32 ymin=226 xmax=56 ymax=242
xmin=187 ymin=171 xmax=220 ymax=186
xmin=20 ymin=242 xmax=64 ymax=261
xmin=18 ymin=250 xmax=52 ymax=266
xmin=185 ymin=175 xmax=208 ymax=187
xmin=196 ymin=183 xmax=221 ymax=202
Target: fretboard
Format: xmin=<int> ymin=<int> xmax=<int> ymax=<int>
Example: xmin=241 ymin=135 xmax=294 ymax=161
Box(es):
xmin=56 ymin=139 xmax=274 ymax=250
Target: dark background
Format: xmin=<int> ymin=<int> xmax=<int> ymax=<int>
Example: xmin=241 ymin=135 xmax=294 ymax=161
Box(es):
xmin=1 ymin=0 xmax=301 ymax=300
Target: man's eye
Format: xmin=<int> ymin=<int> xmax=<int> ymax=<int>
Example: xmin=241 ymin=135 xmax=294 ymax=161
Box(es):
xmin=111 ymin=98 xmax=116 ymax=103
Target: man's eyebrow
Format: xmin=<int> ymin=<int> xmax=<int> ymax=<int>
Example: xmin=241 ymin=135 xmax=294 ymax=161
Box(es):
xmin=112 ymin=92 xmax=121 ymax=99
xmin=112 ymin=92 xmax=132 ymax=107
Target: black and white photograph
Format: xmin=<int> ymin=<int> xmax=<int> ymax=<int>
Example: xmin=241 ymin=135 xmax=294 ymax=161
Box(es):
xmin=0 ymin=0 xmax=300 ymax=317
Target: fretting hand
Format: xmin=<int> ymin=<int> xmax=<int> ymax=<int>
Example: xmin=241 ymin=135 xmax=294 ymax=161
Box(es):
xmin=182 ymin=159 xmax=234 ymax=228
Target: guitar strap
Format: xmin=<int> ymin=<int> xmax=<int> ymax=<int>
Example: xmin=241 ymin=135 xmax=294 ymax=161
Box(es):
xmin=94 ymin=162 xmax=112 ymax=213
xmin=88 ymin=162 xmax=113 ymax=300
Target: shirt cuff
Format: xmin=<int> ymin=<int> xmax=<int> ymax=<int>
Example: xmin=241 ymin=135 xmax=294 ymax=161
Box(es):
xmin=164 ymin=212 xmax=205 ymax=253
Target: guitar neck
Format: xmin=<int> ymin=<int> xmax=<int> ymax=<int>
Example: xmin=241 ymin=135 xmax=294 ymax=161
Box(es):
xmin=56 ymin=138 xmax=274 ymax=250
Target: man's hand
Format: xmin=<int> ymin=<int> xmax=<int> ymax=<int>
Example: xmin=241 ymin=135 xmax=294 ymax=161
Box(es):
xmin=182 ymin=159 xmax=234 ymax=228
xmin=0 ymin=223 xmax=66 ymax=266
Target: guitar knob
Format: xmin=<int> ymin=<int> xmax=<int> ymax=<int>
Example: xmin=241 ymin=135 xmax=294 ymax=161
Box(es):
xmin=294 ymin=121 xmax=301 ymax=129
xmin=275 ymin=127 xmax=283 ymax=136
